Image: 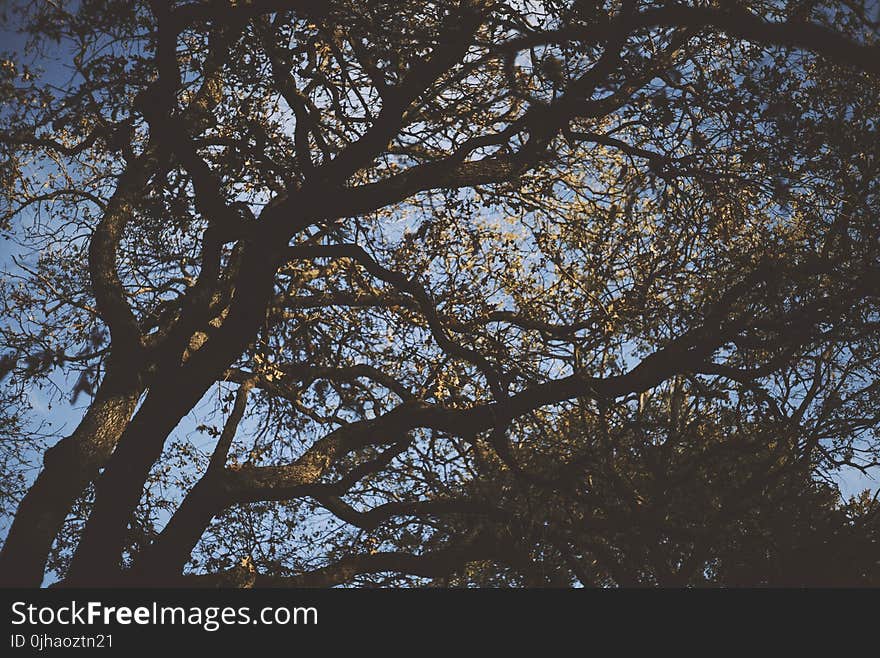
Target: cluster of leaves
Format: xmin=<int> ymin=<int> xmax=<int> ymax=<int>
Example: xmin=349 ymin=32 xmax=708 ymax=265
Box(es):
xmin=1 ymin=0 xmax=879 ymax=586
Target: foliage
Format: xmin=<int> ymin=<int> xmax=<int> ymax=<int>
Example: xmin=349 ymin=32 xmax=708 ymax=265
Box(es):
xmin=1 ymin=0 xmax=879 ymax=587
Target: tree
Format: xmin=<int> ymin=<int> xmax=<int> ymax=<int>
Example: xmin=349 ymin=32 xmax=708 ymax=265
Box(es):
xmin=0 ymin=0 xmax=878 ymax=587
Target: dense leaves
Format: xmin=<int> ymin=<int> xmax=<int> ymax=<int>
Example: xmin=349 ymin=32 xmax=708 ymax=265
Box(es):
xmin=1 ymin=0 xmax=879 ymax=587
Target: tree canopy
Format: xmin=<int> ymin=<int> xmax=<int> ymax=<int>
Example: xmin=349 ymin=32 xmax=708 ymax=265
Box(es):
xmin=1 ymin=0 xmax=879 ymax=587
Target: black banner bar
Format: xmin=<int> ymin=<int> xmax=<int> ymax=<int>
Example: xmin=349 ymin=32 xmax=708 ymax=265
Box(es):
xmin=1 ymin=587 xmax=876 ymax=651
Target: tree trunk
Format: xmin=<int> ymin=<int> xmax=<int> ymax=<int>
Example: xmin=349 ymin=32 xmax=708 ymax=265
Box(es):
xmin=128 ymin=473 xmax=228 ymax=585
xmin=64 ymin=242 xmax=281 ymax=585
xmin=0 ymin=369 xmax=142 ymax=586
